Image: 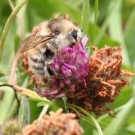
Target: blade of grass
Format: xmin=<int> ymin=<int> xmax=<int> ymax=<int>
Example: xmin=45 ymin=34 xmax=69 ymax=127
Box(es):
xmin=124 ymin=7 xmax=135 ymax=36
xmin=7 ymin=99 xmax=18 ymax=119
xmin=103 ymin=98 xmax=135 ymax=135
xmin=108 ymin=0 xmax=130 ymax=67
xmin=0 ymin=86 xmax=14 ymax=124
xmin=69 ymin=105 xmax=94 ymax=126
xmin=124 ymin=6 xmax=135 ymax=66
xmin=18 ymin=96 xmax=30 ymax=125
xmin=93 ymin=0 xmax=98 ymax=40
xmin=81 ymin=0 xmax=90 ymax=35
xmin=94 ymin=0 xmax=116 ymax=46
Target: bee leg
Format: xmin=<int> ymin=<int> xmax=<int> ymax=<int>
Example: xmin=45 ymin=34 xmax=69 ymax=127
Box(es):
xmin=47 ymin=66 xmax=55 ymax=76
xmin=42 ymin=65 xmax=53 ymax=81
xmin=55 ymin=73 xmax=64 ymax=79
xmin=45 ymin=63 xmax=64 ymax=79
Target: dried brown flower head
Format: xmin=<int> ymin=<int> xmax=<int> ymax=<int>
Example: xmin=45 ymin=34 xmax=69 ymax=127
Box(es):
xmin=19 ymin=109 xmax=83 ymax=135
xmin=67 ymin=46 xmax=133 ymax=114
xmin=86 ymin=46 xmax=133 ymax=113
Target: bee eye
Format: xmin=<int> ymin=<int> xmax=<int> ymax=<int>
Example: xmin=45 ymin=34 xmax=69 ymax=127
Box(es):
xmin=71 ymin=29 xmax=78 ymax=41
xmin=54 ymin=30 xmax=60 ymax=35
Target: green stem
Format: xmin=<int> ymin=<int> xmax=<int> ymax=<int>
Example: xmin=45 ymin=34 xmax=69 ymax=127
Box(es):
xmin=37 ymin=104 xmax=49 ymax=126
xmin=68 ymin=104 xmax=103 ymax=135
xmin=0 ymin=0 xmax=28 ymax=59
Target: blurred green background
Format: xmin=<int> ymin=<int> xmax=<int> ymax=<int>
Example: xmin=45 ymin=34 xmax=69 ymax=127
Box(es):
xmin=0 ymin=0 xmax=135 ymax=135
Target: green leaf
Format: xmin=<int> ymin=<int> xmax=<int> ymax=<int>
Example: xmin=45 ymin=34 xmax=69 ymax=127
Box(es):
xmin=110 ymin=86 xmax=132 ymax=109
xmin=18 ymin=96 xmax=30 ymax=125
xmin=28 ymin=99 xmax=43 ymax=122
xmin=48 ymin=99 xmax=65 ymax=112
xmin=79 ymin=118 xmax=93 ymax=135
xmin=37 ymin=101 xmax=48 ymax=107
xmin=20 ymin=89 xmax=51 ymax=103
xmin=127 ymin=124 xmax=135 ymax=133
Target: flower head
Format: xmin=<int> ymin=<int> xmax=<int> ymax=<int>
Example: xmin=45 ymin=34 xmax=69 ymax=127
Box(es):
xmin=0 ymin=120 xmax=21 ymax=135
xmin=19 ymin=109 xmax=83 ymax=135
xmin=35 ymin=35 xmax=90 ymax=99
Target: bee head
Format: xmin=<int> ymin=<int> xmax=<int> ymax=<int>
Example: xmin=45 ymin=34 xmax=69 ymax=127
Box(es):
xmin=48 ymin=18 xmax=83 ymax=48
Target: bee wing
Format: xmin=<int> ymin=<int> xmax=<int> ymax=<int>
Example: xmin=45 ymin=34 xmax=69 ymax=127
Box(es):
xmin=20 ymin=34 xmax=53 ymax=53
